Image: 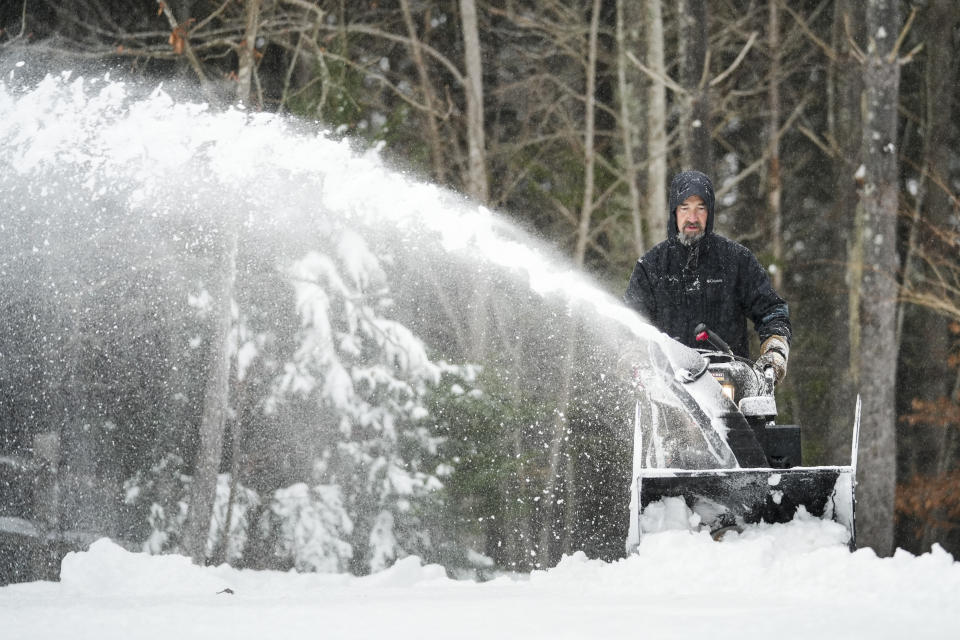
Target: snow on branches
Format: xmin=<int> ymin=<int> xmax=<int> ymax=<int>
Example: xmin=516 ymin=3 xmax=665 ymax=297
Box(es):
xmin=267 ymin=231 xmax=460 ymax=573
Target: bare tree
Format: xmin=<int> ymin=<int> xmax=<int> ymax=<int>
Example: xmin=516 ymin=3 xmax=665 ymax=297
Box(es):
xmin=181 ymin=227 xmax=238 ymax=564
xmin=765 ymin=0 xmax=783 ymax=290
xmin=539 ymin=0 xmax=603 ymax=559
xmin=896 ymin=0 xmax=959 ymax=552
xmin=676 ymin=0 xmax=710 ymax=171
xmin=644 ymin=0 xmax=668 ymax=246
xmin=855 ymin=0 xmax=903 ymax=556
xmin=814 ymin=0 xmax=866 ymax=460
xmin=460 ymin=0 xmax=489 ymax=202
xmin=400 ymin=0 xmax=446 ymax=183
xmin=615 ymin=0 xmax=645 ymax=254
xmin=236 ymin=0 xmax=262 ymax=106
xmin=572 ymin=0 xmax=602 ymax=266
xmin=625 ymin=3 xmax=762 ymax=234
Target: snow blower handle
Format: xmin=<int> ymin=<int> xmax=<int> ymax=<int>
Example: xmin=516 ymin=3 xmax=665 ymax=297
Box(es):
xmin=762 ymin=366 xmax=776 ymax=395
xmin=693 ymin=323 xmax=733 ymax=355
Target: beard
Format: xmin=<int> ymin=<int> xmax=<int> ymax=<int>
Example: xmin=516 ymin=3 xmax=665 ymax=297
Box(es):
xmin=679 ymin=225 xmax=705 ymax=246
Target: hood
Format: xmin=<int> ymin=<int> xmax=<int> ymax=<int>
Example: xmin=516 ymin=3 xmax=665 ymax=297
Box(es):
xmin=668 ymin=170 xmax=715 ymax=240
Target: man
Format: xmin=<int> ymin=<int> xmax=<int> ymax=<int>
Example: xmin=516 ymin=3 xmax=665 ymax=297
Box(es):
xmin=624 ymin=170 xmax=791 ymax=383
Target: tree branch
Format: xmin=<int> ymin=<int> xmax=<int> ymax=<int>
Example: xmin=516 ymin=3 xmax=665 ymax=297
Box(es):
xmin=888 ymin=6 xmax=918 ymax=64
xmin=778 ymin=0 xmax=837 ymax=62
xmin=157 ymin=0 xmax=210 ymax=86
xmin=710 ymin=31 xmax=758 ymax=87
xmin=625 ymin=50 xmax=686 ymax=95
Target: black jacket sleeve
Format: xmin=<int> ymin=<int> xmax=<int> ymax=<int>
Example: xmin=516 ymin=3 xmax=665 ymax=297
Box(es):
xmin=740 ymin=251 xmax=791 ymax=344
xmin=624 ymin=258 xmax=656 ymax=320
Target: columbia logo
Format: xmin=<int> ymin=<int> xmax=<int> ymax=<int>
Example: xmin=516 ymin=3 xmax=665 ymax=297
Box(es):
xmin=707 ymin=278 xmax=723 ymax=284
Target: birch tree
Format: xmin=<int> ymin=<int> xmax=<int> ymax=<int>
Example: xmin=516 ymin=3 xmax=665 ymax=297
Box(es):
xmin=644 ymin=0 xmax=668 ymax=246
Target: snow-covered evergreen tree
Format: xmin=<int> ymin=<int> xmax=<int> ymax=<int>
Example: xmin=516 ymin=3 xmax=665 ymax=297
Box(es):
xmin=124 ymin=456 xmax=259 ymax=563
xmin=266 ymin=229 xmax=463 ymax=573
xmin=262 ymin=482 xmax=353 ymax=572
xmin=206 ymin=474 xmax=260 ymax=563
xmin=122 ymin=453 xmax=190 ymax=555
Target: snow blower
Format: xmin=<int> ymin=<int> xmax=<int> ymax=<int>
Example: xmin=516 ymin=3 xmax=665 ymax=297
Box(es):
xmin=626 ymin=325 xmax=859 ymax=550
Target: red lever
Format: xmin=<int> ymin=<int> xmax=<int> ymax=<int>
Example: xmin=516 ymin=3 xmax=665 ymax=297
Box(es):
xmin=696 ymin=331 xmax=709 ymax=342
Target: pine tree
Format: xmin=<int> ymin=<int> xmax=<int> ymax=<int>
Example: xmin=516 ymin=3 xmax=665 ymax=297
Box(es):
xmin=267 ymin=233 xmax=463 ymax=573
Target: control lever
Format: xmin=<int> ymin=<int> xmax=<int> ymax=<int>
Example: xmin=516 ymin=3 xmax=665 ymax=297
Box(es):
xmin=693 ymin=323 xmax=733 ymax=355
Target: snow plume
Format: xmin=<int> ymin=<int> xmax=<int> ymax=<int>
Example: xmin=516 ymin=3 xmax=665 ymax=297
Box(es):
xmin=0 ymin=61 xmax=739 ymax=578
xmin=0 ymin=64 xmax=478 ymax=573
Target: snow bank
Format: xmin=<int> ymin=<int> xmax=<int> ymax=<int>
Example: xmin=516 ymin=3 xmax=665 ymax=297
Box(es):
xmin=4 ymin=522 xmax=959 ymax=640
xmin=59 ymin=539 xmax=221 ymax=597
xmin=55 ymin=523 xmax=960 ymax=612
xmin=59 ymin=538 xmax=450 ymax=598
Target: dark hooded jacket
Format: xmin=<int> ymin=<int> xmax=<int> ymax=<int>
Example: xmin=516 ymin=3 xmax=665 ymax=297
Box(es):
xmin=624 ymin=171 xmax=791 ymax=358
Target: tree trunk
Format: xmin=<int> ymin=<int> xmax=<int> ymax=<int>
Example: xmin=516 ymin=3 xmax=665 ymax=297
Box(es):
xmin=459 ymin=0 xmax=488 ymax=202
xmin=645 ymin=0 xmax=668 ymax=245
xmin=572 ymin=0 xmax=601 ymax=266
xmin=540 ymin=0 xmax=601 ymax=562
xmin=182 ymin=226 xmax=238 ymax=564
xmin=615 ymin=0 xmax=645 ymax=254
xmin=400 ymin=0 xmax=445 ymax=183
xmin=211 ymin=381 xmax=248 ymax=566
xmin=909 ymin=0 xmax=959 ymax=552
xmin=766 ymin=0 xmax=783 ymax=290
xmin=855 ymin=0 xmax=901 ymax=556
xmin=539 ymin=344 xmax=575 ymax=561
xmin=826 ymin=0 xmax=865 ymax=462
xmin=236 ymin=0 xmax=262 ymax=105
xmin=677 ymin=0 xmax=711 ymax=172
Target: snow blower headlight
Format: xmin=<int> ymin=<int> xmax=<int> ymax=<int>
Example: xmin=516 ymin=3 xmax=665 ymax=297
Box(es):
xmin=721 ymin=382 xmax=736 ymax=402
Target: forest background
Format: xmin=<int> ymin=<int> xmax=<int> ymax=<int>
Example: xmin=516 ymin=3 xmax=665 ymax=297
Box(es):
xmin=0 ymin=0 xmax=958 ymax=582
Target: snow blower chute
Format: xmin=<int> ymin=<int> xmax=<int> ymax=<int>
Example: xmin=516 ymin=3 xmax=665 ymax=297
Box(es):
xmin=626 ymin=325 xmax=859 ymax=550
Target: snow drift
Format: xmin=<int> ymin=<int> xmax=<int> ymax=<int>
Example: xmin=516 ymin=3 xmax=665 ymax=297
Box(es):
xmin=3 ymin=520 xmax=959 ymax=639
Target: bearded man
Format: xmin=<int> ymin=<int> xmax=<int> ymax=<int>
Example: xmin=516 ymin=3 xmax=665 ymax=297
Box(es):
xmin=624 ymin=170 xmax=791 ymax=383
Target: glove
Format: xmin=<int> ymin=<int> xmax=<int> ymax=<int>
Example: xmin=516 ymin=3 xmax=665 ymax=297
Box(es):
xmin=755 ymin=335 xmax=789 ymax=385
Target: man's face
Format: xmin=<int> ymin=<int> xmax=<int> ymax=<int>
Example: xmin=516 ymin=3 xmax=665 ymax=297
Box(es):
xmin=676 ymin=195 xmax=708 ymax=244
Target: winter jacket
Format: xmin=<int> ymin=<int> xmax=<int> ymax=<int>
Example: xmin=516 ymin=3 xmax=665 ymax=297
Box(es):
xmin=624 ymin=171 xmax=791 ymax=358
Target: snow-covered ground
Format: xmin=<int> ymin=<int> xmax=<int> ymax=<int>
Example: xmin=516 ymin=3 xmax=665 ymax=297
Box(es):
xmin=2 ymin=514 xmax=957 ymax=640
